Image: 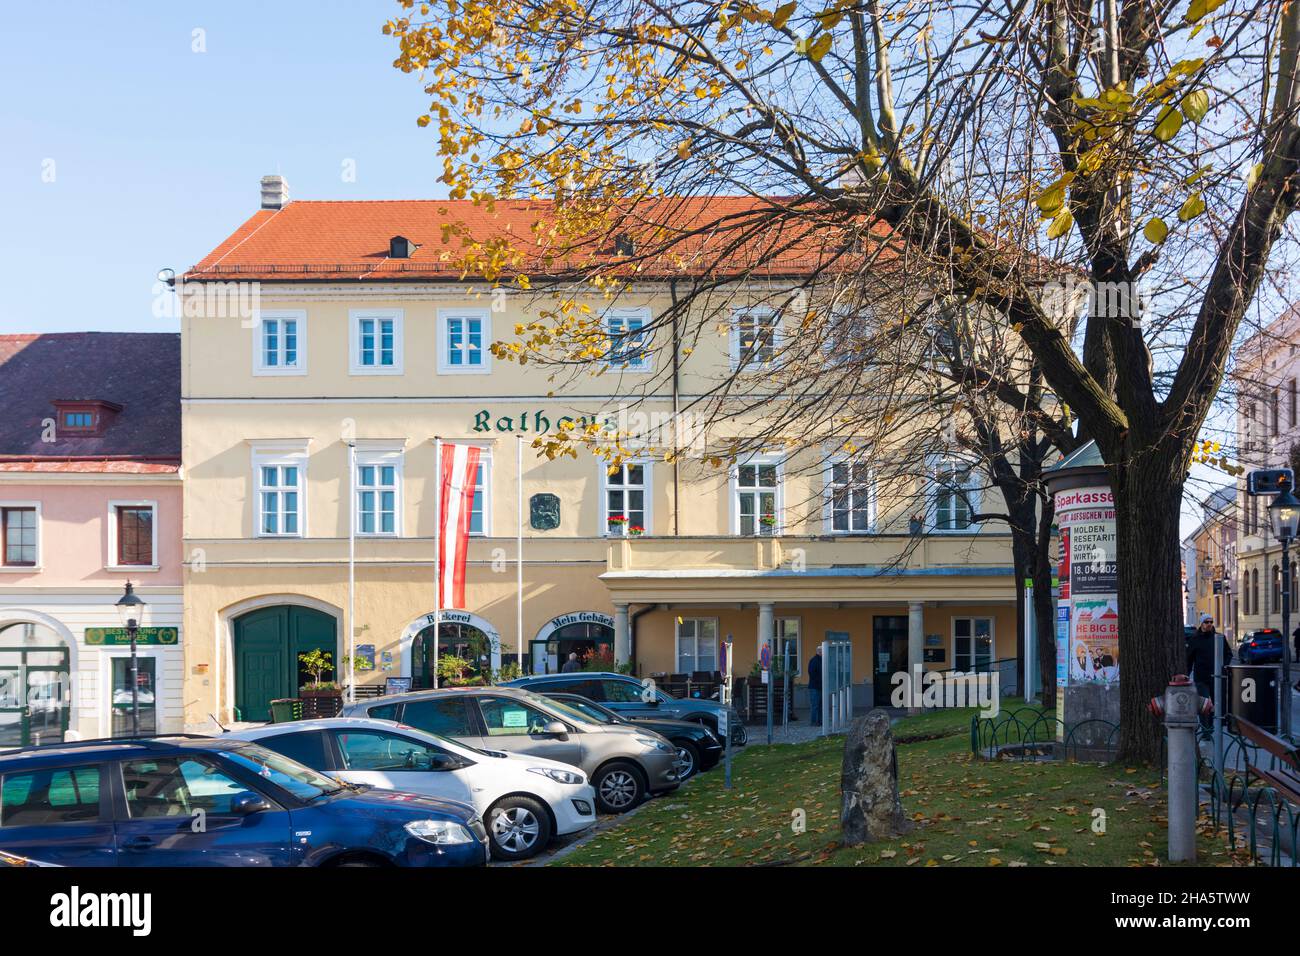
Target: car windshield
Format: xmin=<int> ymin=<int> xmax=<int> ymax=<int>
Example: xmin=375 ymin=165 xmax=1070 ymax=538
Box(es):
xmin=556 ymin=697 xmax=618 ymax=724
xmin=219 ymin=742 xmax=344 ymax=801
xmin=527 ymin=695 xmax=592 ymax=726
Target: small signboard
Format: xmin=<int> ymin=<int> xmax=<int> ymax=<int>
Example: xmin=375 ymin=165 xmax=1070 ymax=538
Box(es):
xmin=384 ymin=677 xmax=413 ymax=695
xmin=85 ymin=627 xmax=178 ymax=646
xmin=717 ymin=709 xmax=729 ymax=736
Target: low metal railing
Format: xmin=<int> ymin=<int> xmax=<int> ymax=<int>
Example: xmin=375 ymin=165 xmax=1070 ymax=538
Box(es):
xmin=1201 ymin=731 xmax=1300 ymax=867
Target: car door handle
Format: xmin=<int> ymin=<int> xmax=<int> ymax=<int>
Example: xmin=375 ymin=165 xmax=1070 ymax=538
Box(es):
xmin=121 ymin=836 xmax=154 ymax=851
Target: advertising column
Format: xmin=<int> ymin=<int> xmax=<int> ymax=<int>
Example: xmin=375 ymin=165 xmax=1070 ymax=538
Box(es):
xmin=1051 ymin=481 xmax=1121 ymax=754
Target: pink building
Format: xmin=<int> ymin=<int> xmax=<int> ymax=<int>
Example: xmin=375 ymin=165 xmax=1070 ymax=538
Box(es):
xmin=0 ymin=333 xmax=183 ymax=745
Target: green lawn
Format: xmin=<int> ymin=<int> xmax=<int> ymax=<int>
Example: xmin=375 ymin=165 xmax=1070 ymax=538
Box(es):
xmin=555 ymin=701 xmax=1230 ymax=867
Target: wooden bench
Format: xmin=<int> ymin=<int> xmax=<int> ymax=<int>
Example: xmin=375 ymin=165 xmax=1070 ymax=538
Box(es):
xmin=350 ymin=684 xmax=386 ymax=700
xmin=1233 ymin=716 xmax=1300 ymax=806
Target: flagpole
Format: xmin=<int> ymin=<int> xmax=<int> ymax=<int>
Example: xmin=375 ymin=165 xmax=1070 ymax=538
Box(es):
xmin=347 ymin=441 xmax=356 ymax=705
xmin=433 ymin=437 xmax=442 ymax=690
xmin=517 ymin=435 xmax=524 ymax=675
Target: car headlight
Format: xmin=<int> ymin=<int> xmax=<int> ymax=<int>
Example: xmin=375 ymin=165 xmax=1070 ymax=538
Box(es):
xmin=404 ymin=819 xmax=476 ymax=846
xmin=636 ymin=737 xmax=675 ymax=754
xmin=528 ymin=767 xmax=586 ymax=785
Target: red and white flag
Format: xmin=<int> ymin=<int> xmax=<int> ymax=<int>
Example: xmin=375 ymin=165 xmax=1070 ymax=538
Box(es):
xmin=438 ymin=443 xmax=481 ymax=609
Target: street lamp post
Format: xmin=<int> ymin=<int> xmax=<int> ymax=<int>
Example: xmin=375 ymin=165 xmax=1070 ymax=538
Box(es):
xmin=1268 ymin=486 xmax=1300 ymax=737
xmin=115 ymin=582 xmax=147 ymax=737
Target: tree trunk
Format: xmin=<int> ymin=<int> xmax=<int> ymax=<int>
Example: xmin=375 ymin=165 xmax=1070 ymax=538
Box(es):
xmin=1032 ymin=496 xmax=1058 ymax=711
xmin=1010 ymin=529 xmax=1030 ymax=698
xmin=1111 ymin=450 xmax=1186 ymax=765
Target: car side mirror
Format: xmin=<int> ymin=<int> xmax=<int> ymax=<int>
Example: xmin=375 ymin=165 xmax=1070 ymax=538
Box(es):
xmin=540 ymin=720 xmax=569 ymax=740
xmin=231 ymin=791 xmax=272 ymax=815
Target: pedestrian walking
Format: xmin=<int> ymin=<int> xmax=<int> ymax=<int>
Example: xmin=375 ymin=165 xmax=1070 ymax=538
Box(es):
xmin=1186 ymin=613 xmax=1231 ymax=738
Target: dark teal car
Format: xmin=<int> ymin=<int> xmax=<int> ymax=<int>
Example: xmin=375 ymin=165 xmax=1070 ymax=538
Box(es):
xmin=0 ymin=735 xmax=488 ymax=867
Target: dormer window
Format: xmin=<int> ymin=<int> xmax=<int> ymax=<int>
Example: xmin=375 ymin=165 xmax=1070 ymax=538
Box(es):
xmin=390 ymin=236 xmax=414 ymax=259
xmin=53 ymin=400 xmax=121 ymax=437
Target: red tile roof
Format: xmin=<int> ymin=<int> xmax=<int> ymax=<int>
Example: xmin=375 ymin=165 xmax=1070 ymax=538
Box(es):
xmin=0 ymin=333 xmax=180 ymax=472
xmin=185 ymin=196 xmax=897 ymax=282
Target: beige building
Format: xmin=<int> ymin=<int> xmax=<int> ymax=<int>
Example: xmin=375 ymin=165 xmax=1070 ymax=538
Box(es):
xmin=179 ymin=179 xmax=1020 ymax=729
xmin=1233 ymin=306 xmax=1300 ymax=640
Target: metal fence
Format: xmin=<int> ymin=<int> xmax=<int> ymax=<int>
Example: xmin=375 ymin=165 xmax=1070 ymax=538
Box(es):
xmin=970 ymin=706 xmax=1119 ymax=762
xmin=1201 ymin=732 xmax=1300 ymax=867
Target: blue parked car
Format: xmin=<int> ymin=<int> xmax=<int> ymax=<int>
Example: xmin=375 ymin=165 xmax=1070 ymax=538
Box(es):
xmin=1238 ymin=628 xmax=1286 ymax=664
xmin=0 ymin=735 xmax=488 ymax=867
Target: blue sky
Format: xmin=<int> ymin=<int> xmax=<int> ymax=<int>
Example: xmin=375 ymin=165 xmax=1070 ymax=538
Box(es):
xmin=0 ymin=1 xmax=1231 ymax=538
xmin=0 ymin=1 xmax=442 ymax=336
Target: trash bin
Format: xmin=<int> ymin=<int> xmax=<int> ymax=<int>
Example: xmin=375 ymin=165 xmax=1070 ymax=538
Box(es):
xmin=269 ymin=698 xmax=302 ymax=724
xmin=1228 ymin=663 xmax=1280 ymax=732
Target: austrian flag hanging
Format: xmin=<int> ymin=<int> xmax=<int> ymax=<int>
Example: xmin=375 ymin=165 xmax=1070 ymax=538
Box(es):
xmin=438 ymin=443 xmax=481 ymax=609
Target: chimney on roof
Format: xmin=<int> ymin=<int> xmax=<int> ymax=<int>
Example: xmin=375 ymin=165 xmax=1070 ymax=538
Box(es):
xmin=260 ymin=175 xmax=290 ymax=210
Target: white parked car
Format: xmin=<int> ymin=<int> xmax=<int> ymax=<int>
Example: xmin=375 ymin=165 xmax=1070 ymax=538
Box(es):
xmin=224 ymin=717 xmax=597 ymax=861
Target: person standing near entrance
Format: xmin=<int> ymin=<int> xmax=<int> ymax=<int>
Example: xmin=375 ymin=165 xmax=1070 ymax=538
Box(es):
xmin=807 ymin=646 xmax=823 ymax=726
xmin=560 ymin=652 xmax=581 ymax=673
xmin=1185 ymin=614 xmax=1231 ymax=738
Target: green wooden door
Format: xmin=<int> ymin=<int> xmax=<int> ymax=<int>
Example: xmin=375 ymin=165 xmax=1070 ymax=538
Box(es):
xmin=234 ymin=606 xmax=336 ymax=722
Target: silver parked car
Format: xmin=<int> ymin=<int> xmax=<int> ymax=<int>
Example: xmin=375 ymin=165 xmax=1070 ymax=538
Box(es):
xmin=340 ymin=686 xmax=681 ymax=814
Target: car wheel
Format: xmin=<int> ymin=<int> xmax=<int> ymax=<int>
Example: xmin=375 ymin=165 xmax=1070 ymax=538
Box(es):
xmin=674 ymin=740 xmax=700 ymax=780
xmin=593 ymin=761 xmax=646 ymax=814
xmin=487 ymin=796 xmax=552 ymax=861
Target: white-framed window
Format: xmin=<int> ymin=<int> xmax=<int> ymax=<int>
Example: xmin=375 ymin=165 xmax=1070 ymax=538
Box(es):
xmin=349 ymin=309 xmax=403 ymax=374
xmin=355 ymin=447 xmax=403 ymax=537
xmin=824 ymin=458 xmax=875 ymax=533
xmin=0 ymin=502 xmax=40 ymax=570
xmin=446 ymin=445 xmax=491 ymax=536
xmin=601 ymin=461 xmax=651 ymax=536
xmin=824 ymin=309 xmax=872 ymax=365
xmin=102 ymin=647 xmax=163 ymax=737
xmin=252 ymin=445 xmax=309 ymax=537
xmin=952 ymin=616 xmax=994 ymax=672
xmin=676 ymin=618 xmax=719 ymax=675
xmin=730 ymin=307 xmax=780 ymax=368
xmin=437 ymin=309 xmax=490 ymax=374
xmin=772 ymin=617 xmax=801 ymax=674
xmin=107 ymin=500 xmax=159 ymax=570
xmin=930 ymin=458 xmax=979 ymax=532
xmin=732 ymin=456 xmax=782 ymax=536
xmin=254 ymin=310 xmax=306 ymax=375
xmin=605 ymin=307 xmax=651 ymax=370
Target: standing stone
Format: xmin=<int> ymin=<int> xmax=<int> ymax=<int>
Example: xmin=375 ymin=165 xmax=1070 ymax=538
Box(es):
xmin=840 ymin=709 xmax=913 ymax=845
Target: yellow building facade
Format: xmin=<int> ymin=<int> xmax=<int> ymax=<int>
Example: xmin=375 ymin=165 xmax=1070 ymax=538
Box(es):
xmin=179 ymin=185 xmax=1021 ymax=729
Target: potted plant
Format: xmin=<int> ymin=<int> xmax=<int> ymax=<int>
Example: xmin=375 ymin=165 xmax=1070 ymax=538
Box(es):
xmin=341 ymin=653 xmax=375 ymax=693
xmin=628 ymin=524 xmax=645 ymax=537
xmin=607 ymin=514 xmax=629 ymax=534
xmin=436 ymin=653 xmax=476 ymax=686
xmin=298 ymin=649 xmax=343 ymax=718
xmin=759 ymin=515 xmax=777 ymax=531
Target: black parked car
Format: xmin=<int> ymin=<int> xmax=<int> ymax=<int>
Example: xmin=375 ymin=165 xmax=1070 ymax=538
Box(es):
xmin=539 ymin=692 xmax=723 ymax=780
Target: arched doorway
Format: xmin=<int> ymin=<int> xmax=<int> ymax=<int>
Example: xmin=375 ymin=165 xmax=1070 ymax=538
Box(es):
xmin=0 ymin=621 xmax=71 ymax=747
xmin=411 ymin=621 xmax=492 ymax=688
xmin=232 ymin=605 xmax=337 ymax=722
xmin=531 ymin=612 xmax=616 ymax=674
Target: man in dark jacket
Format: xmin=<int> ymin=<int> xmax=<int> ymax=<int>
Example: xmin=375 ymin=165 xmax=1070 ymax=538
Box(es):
xmin=807 ymin=646 xmax=823 ymax=726
xmin=1186 ymin=614 xmax=1232 ymax=736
